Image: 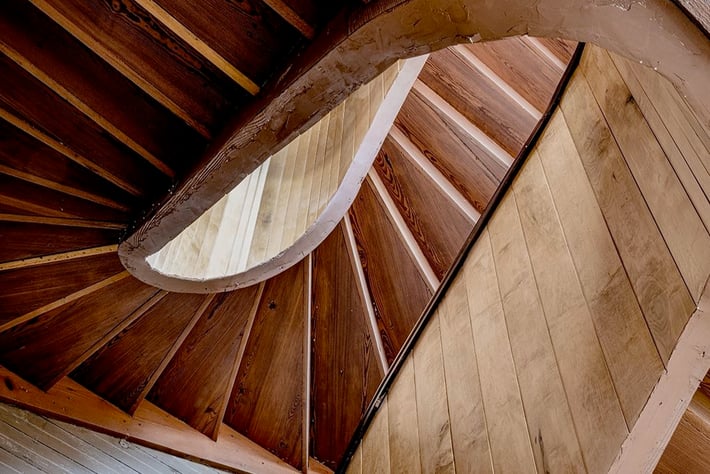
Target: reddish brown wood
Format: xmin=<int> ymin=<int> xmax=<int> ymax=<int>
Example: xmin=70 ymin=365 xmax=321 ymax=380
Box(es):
xmin=0 ymin=54 xmax=168 ymax=197
xmin=348 ymin=180 xmax=433 ymax=363
xmin=374 ymin=136 xmax=474 ymax=280
xmin=0 ymin=222 xmax=120 ymax=264
xmin=148 ymin=285 xmax=262 ymax=440
xmin=310 ymin=227 xmax=384 ymax=469
xmin=0 ymin=253 xmax=124 ymax=327
xmin=0 ymin=276 xmax=158 ymax=390
xmin=72 ymin=292 xmax=210 ymax=414
xmin=225 ymin=262 xmax=306 ymax=470
xmin=538 ymin=37 xmax=578 ymax=65
xmin=0 ymin=1 xmax=206 ymax=175
xmin=395 ymin=90 xmax=504 ymax=206
xmin=419 ymin=48 xmax=537 ymax=156
xmin=701 ymin=371 xmax=710 ymax=400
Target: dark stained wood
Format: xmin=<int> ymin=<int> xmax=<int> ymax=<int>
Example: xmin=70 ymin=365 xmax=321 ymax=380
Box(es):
xmin=310 ymin=226 xmax=384 ymax=470
xmin=72 ymin=292 xmax=210 ymax=414
xmin=0 ymin=54 xmax=168 ymax=197
xmin=154 ymin=0 xmax=302 ymax=83
xmin=0 ymin=276 xmax=158 ymax=390
xmin=32 ymin=0 xmax=247 ymax=135
xmin=225 ymin=262 xmax=306 ymax=470
xmin=418 ymin=48 xmax=537 ymax=157
xmin=148 ymin=285 xmax=262 ymax=440
xmin=0 ymin=253 xmax=124 ymax=327
xmin=0 ymin=122 xmax=135 ymax=212
xmin=464 ymin=37 xmax=564 ymax=113
xmin=395 ymin=91 xmax=503 ymax=209
xmin=701 ymin=371 xmax=710 ymax=401
xmin=374 ymin=137 xmax=474 ymax=280
xmin=348 ymin=179 xmax=433 ymax=363
xmin=0 ymin=174 xmax=128 ymax=223
xmin=538 ymin=38 xmax=578 ymax=65
xmin=0 ymin=1 xmax=206 ymax=176
xmin=0 ymin=222 xmax=120 ymax=264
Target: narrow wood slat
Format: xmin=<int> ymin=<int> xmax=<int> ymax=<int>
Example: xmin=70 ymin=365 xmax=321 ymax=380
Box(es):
xmin=488 ymin=193 xmax=586 ymax=473
xmin=225 ymin=262 xmax=306 ymax=469
xmin=0 ymin=213 xmax=125 ymax=230
xmin=412 ymin=318 xmax=455 ymax=474
xmin=538 ymin=110 xmax=664 ymax=426
xmin=348 ymin=180 xmax=433 ymax=363
xmin=0 ymin=276 xmax=159 ymax=390
xmin=72 ymin=293 xmax=214 ymax=414
xmin=386 ymin=358 xmax=421 ymax=474
xmin=513 ymin=155 xmax=628 ymax=473
xmin=560 ymin=71 xmax=696 ymax=363
xmin=148 ymin=284 xmax=262 ymax=440
xmin=361 ymin=399 xmax=389 ymax=474
xmin=463 ymin=231 xmax=537 ymax=473
xmin=344 ymin=447 xmax=361 ymax=474
xmin=261 ymin=0 xmax=315 ymax=38
xmin=0 ymin=244 xmax=118 ymax=272
xmin=311 ymin=227 xmax=384 ymax=469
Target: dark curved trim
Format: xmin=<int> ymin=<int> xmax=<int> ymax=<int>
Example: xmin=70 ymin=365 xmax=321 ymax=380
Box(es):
xmin=336 ymin=42 xmax=586 ymax=473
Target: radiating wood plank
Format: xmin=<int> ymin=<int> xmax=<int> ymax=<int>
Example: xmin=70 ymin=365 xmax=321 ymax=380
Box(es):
xmin=655 ymin=392 xmax=710 ymax=474
xmin=0 ymin=368 xmax=297 ymax=473
xmin=311 ymin=227 xmax=384 ymax=469
xmin=361 ymin=400 xmax=389 ymax=474
xmin=488 ymin=192 xmax=585 ymax=473
xmin=560 ymin=71 xmax=696 ymax=363
xmin=0 ymin=276 xmax=158 ymax=390
xmin=387 ymin=358 xmax=421 ymax=474
xmin=413 ymin=318 xmax=455 ymax=474
xmin=514 ymin=155 xmax=628 ymax=474
xmin=0 ymin=252 xmax=123 ymax=327
xmin=463 ymin=231 xmax=537 ymax=474
xmin=538 ymin=110 xmax=664 ymax=426
xmin=148 ymin=284 xmax=262 ymax=440
xmin=437 ymin=274 xmax=492 ymax=474
xmin=72 ymin=293 xmax=212 ymax=414
xmin=581 ymin=46 xmax=710 ymax=302
xmin=225 ymin=263 xmax=305 ymax=469
xmin=348 ymin=180 xmax=433 ymax=362
xmin=374 ymin=136 xmax=474 ymax=280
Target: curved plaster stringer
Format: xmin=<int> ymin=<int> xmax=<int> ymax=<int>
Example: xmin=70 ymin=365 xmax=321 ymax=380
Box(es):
xmin=132 ymin=56 xmax=427 ymax=292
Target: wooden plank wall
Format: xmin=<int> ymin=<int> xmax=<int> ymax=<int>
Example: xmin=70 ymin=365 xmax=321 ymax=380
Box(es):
xmin=346 ymin=44 xmax=710 ymax=474
xmin=0 ymin=402 xmax=227 ymax=474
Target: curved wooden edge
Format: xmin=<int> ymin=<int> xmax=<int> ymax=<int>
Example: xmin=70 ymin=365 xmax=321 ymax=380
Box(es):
xmin=120 ymin=56 xmax=427 ymax=293
xmin=119 ymin=0 xmax=710 ymax=280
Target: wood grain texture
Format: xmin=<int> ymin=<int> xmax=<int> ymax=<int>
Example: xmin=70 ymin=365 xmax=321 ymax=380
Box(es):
xmin=374 ymin=136 xmax=474 ymax=280
xmin=655 ymin=392 xmax=710 ymax=474
xmin=348 ymin=180 xmax=433 ymax=363
xmin=0 ymin=276 xmax=158 ymax=390
xmin=148 ymin=284 xmax=262 ymax=440
xmin=514 ymin=155 xmax=628 ymax=474
xmin=560 ymin=71 xmax=696 ymax=364
xmin=311 ymin=227 xmax=383 ymax=469
xmin=386 ymin=357 xmax=421 ymax=474
xmin=418 ymin=48 xmax=536 ymax=157
xmin=0 ymin=252 xmax=124 ymax=327
xmin=463 ymin=231 xmax=537 ymax=474
xmin=580 ymin=46 xmax=710 ymax=302
xmin=225 ymin=262 xmax=305 ymax=469
xmin=72 ymin=292 xmax=211 ymax=414
xmin=488 ymin=192 xmax=585 ymax=473
xmin=538 ymin=110 xmax=664 ymax=426
xmin=361 ymin=399 xmax=389 ymax=474
xmin=413 ymin=318 xmax=455 ymax=474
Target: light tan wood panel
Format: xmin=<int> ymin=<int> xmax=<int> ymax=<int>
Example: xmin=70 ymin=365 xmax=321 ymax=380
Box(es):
xmin=361 ymin=399 xmax=389 ymax=474
xmin=387 ymin=358 xmax=421 ymax=474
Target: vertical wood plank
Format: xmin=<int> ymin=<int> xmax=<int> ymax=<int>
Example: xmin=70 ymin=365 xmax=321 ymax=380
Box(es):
xmin=345 ymin=446 xmax=362 ymax=474
xmin=361 ymin=400 xmax=389 ymax=474
xmin=488 ymin=192 xmax=586 ymax=473
xmin=514 ymin=154 xmax=628 ymax=474
xmin=463 ymin=231 xmax=536 ymax=474
xmin=387 ymin=357 xmax=421 ymax=474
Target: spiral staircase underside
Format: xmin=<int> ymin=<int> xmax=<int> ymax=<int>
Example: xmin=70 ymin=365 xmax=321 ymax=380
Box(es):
xmin=0 ymin=1 xmax=581 ymax=471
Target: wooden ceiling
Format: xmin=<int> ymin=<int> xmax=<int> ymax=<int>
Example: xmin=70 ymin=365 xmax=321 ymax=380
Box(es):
xmin=0 ymin=2 xmax=577 ymax=470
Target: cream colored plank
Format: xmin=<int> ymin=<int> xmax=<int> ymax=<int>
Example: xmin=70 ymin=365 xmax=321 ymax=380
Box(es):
xmin=248 ymin=154 xmax=285 ymax=267
xmin=514 ymin=155 xmax=628 ymax=474
xmin=437 ymin=274 xmax=492 ymax=474
xmin=339 ymin=94 xmax=358 ymax=185
xmin=368 ymin=74 xmax=385 ymax=125
xmin=412 ymin=318 xmax=455 ymax=474
xmin=361 ymin=400 xmax=389 ymax=474
xmin=610 ymin=53 xmax=710 ymax=232
xmin=345 ymin=447 xmax=361 ymax=474
xmin=387 ymin=357 xmax=421 ymax=474
xmin=581 ymin=46 xmax=710 ymax=302
xmin=538 ymin=110 xmax=664 ymax=426
xmin=560 ymin=71 xmax=696 ymax=364
xmin=488 ymin=192 xmax=586 ymax=474
xmin=280 ymin=133 xmax=310 ymax=252
xmin=235 ymin=163 xmax=269 ymax=272
xmin=307 ymin=116 xmax=329 ymax=222
xmin=463 ymin=231 xmax=536 ymax=474
xmin=267 ymin=139 xmax=300 ymax=259
xmin=296 ymin=122 xmax=320 ymax=236
xmin=194 ymin=198 xmax=227 ymax=274
xmin=324 ymin=104 xmax=345 ymax=208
